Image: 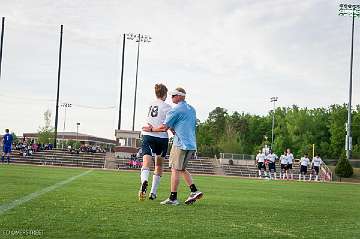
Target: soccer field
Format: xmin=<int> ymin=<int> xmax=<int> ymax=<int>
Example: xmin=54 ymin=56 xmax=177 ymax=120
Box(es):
xmin=0 ymin=165 xmax=359 ymax=239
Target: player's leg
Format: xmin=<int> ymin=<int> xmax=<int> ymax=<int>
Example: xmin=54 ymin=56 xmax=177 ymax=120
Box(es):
xmin=258 ymin=163 xmax=262 ymax=178
xmin=6 ymin=152 xmax=10 ymax=164
xmin=139 ymin=136 xmax=152 ymax=201
xmin=149 ymin=155 xmax=163 ymax=200
xmin=303 ymin=167 xmax=307 ymax=181
xmin=309 ymin=167 xmax=313 ymax=181
xmin=264 ymin=163 xmax=268 ymax=178
xmin=273 ymin=165 xmax=277 ymax=180
xmin=6 ymin=146 xmax=11 ymax=163
xmin=149 ymin=138 xmax=168 ymax=200
xmin=315 ymin=167 xmax=319 ymax=181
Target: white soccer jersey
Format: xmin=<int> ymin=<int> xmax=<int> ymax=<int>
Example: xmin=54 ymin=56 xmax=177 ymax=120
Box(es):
xmin=300 ymin=157 xmax=310 ymax=166
xmin=286 ymin=153 xmax=294 ymax=164
xmin=280 ymin=155 xmax=287 ymax=164
xmin=267 ymin=153 xmax=278 ymax=163
xmin=312 ymin=157 xmax=323 ymax=167
xmin=142 ymin=99 xmax=172 ymax=138
xmin=256 ymin=153 xmax=265 ymax=163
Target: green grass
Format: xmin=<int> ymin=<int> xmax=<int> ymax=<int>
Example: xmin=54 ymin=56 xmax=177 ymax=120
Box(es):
xmin=0 ymin=164 xmax=359 ymax=239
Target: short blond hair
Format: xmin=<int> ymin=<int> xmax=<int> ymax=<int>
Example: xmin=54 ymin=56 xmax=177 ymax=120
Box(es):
xmin=155 ymin=84 xmax=168 ymax=98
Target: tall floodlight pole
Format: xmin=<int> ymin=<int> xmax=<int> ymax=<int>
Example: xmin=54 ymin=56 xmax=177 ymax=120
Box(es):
xmin=61 ymin=103 xmax=72 ymax=149
xmin=339 ymin=4 xmax=360 ymax=160
xmin=0 ymin=17 xmax=5 ymax=80
xmin=54 ymin=25 xmax=64 ymax=148
xmin=76 ymin=122 xmax=80 ymax=143
xmin=270 ymin=97 xmax=278 ymax=149
xmin=118 ymin=34 xmax=126 ymax=130
xmin=126 ymin=33 xmax=151 ymax=131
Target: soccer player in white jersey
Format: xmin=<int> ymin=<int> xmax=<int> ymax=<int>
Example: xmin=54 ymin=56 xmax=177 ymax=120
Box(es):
xmin=309 ymin=154 xmax=323 ymax=182
xmin=279 ymin=150 xmax=287 ymax=179
xmin=299 ymin=153 xmax=310 ymax=181
xmin=286 ymin=148 xmax=294 ymax=180
xmin=267 ymin=150 xmax=278 ymax=179
xmin=138 ymin=84 xmax=172 ymax=201
xmin=256 ymin=150 xmax=266 ymax=178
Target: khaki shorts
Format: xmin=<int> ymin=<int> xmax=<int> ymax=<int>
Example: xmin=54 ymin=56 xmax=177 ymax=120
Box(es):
xmin=169 ymin=145 xmax=195 ymax=170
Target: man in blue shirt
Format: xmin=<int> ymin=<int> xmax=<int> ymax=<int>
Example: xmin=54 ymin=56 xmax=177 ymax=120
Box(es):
xmin=143 ymin=87 xmax=203 ymax=205
xmin=2 ymin=129 xmax=13 ymax=164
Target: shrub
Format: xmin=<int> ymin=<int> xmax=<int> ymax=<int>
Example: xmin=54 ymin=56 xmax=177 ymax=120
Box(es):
xmin=335 ymin=152 xmax=354 ymax=178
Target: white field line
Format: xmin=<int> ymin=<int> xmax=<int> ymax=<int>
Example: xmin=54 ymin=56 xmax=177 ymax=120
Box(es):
xmin=0 ymin=170 xmax=92 ymax=215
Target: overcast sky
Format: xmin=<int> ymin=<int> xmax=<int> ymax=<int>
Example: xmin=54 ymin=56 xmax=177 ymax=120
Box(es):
xmin=0 ymin=0 xmax=359 ymax=140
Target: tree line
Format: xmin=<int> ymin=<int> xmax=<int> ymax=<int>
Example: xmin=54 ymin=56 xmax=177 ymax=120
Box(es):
xmin=196 ymin=105 xmax=360 ymax=159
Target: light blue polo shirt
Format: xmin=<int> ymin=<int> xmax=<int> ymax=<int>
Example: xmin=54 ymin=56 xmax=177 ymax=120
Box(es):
xmin=164 ymin=101 xmax=197 ymax=150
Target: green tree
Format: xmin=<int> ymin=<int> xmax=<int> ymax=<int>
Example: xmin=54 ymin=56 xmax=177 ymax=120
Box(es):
xmin=38 ymin=110 xmax=55 ymax=144
xmin=328 ymin=105 xmax=347 ymax=158
xmin=11 ymin=132 xmax=19 ymax=144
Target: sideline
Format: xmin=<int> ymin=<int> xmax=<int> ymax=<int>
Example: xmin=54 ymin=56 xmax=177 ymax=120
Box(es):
xmin=0 ymin=170 xmax=93 ymax=215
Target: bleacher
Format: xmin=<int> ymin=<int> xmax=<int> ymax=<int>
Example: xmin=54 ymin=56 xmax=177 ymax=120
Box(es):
xmin=9 ymin=149 xmax=106 ymax=168
xmin=221 ymin=162 xmax=331 ymax=181
xmin=7 ymin=150 xmax=333 ymax=181
xmin=114 ymin=157 xmax=216 ymax=175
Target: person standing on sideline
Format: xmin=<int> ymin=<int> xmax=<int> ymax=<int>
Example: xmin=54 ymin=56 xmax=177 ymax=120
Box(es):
xmin=138 ymin=84 xmax=172 ymax=201
xmin=267 ymin=150 xmax=278 ymax=179
xmin=256 ymin=150 xmax=266 ymax=178
xmin=279 ymin=150 xmax=288 ymax=179
xmin=309 ymin=154 xmax=323 ymax=182
xmin=2 ymin=129 xmax=13 ymax=164
xmin=286 ymin=148 xmax=294 ymax=180
xmin=143 ymin=87 xmax=203 ymax=205
xmin=299 ymin=153 xmax=310 ymax=181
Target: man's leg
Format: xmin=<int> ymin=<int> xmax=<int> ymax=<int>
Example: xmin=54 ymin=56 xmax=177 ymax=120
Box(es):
xmin=163 ymin=168 xmax=180 ymax=203
xmin=149 ymin=156 xmax=163 ymax=199
xmin=6 ymin=152 xmax=10 ymax=164
xmin=160 ymin=145 xmax=180 ymax=205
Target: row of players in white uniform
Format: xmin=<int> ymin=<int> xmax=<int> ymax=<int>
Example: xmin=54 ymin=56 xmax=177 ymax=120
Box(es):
xmin=255 ymin=147 xmax=323 ymax=181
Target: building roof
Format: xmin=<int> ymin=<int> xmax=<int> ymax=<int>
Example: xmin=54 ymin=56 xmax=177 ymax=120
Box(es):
xmin=23 ymin=132 xmax=117 ymax=145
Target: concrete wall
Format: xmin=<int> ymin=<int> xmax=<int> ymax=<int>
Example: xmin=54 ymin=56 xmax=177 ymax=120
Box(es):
xmin=219 ymin=158 xmax=255 ymax=166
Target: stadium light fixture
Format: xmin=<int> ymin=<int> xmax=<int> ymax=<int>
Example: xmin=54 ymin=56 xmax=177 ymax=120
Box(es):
xmin=117 ymin=33 xmax=151 ymax=132
xmin=61 ymin=102 xmax=72 ymax=149
xmin=339 ymin=4 xmax=360 ymax=160
xmin=270 ymin=97 xmax=278 ymax=149
xmin=126 ymin=33 xmax=152 ymax=131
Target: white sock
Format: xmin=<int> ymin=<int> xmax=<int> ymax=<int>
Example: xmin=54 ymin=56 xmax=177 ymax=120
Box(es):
xmin=315 ymin=176 xmax=318 ymax=181
xmin=274 ymin=172 xmax=276 ymax=179
xmin=299 ymin=174 xmax=301 ymax=180
xmin=309 ymin=175 xmax=312 ymax=181
xmin=258 ymin=170 xmax=262 ymax=176
xmin=150 ymin=174 xmax=161 ymax=195
xmin=140 ymin=167 xmax=150 ymax=184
